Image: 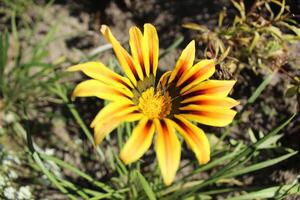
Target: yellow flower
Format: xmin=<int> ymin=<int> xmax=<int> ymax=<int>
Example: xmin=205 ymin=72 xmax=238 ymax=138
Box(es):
xmin=68 ymin=24 xmax=239 ymax=185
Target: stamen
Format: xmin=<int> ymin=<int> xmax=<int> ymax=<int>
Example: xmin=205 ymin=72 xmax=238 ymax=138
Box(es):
xmin=138 ymin=87 xmax=172 ymax=119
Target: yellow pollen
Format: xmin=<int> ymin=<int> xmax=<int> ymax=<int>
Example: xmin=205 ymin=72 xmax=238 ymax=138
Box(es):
xmin=138 ymin=87 xmax=172 ymax=119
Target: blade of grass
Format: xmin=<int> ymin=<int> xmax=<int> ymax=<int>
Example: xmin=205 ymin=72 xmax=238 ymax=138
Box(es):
xmin=163 ymin=114 xmax=295 ymax=199
xmin=223 ymin=151 xmax=297 ymax=178
xmin=248 ymin=71 xmax=276 ymax=104
xmin=24 ymin=126 xmax=77 ymax=200
xmin=31 ymin=152 xmax=77 ymax=200
xmin=159 ymin=36 xmax=184 ymax=59
xmin=40 ymin=154 xmax=114 ymax=193
xmin=212 ymin=114 xmax=295 ymax=178
xmin=50 ymin=83 xmax=105 ymax=160
xmin=0 ymin=31 xmax=9 ymax=87
xmin=58 ymin=178 xmax=90 ymax=199
xmin=134 ymin=170 xmax=156 ymax=200
xmin=158 ymin=144 xmax=244 ymax=197
xmin=227 ymin=183 xmax=300 ymax=200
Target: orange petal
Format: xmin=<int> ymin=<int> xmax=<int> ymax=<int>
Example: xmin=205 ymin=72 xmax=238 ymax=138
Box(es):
xmin=67 ymin=61 xmax=133 ymax=90
xmin=120 ymin=118 xmax=155 ymax=164
xmin=182 ymin=80 xmax=237 ymax=98
xmin=181 ymin=95 xmax=239 ymax=109
xmin=177 ymin=59 xmax=215 ymax=94
xmin=157 ymin=70 xmax=171 ymax=90
xmin=168 ymin=40 xmax=195 ymax=84
xmin=101 ymin=25 xmax=143 ymax=85
xmin=91 ymin=101 xmax=137 ymax=128
xmin=143 ymin=23 xmax=159 ymax=76
xmin=172 ymin=115 xmax=210 ymax=164
xmin=94 ymin=112 xmax=142 ymax=145
xmin=180 ymin=105 xmax=237 ymax=127
xmin=72 ymin=79 xmax=133 ymax=101
xmin=129 ymin=26 xmax=147 ymax=78
xmin=154 ymin=118 xmax=181 ymax=185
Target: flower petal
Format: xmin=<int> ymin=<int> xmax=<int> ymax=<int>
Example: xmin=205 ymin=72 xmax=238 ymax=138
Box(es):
xmin=129 ymin=26 xmax=147 ymax=78
xmin=143 ymin=23 xmax=159 ymax=76
xmin=157 ymin=70 xmax=171 ymax=90
xmin=67 ymin=61 xmax=133 ymax=90
xmin=94 ymin=112 xmax=142 ymax=145
xmin=168 ymin=40 xmax=195 ymax=84
xmin=154 ymin=118 xmax=181 ymax=185
xmin=72 ymin=79 xmax=133 ymax=101
xmin=180 ymin=105 xmax=237 ymax=127
xmin=101 ymin=25 xmax=143 ymax=85
xmin=172 ymin=115 xmax=210 ymax=164
xmin=181 ymin=95 xmax=239 ymax=109
xmin=91 ymin=101 xmax=137 ymax=128
xmin=120 ymin=118 xmax=155 ymax=164
xmin=177 ymin=59 xmax=215 ymax=94
xmin=182 ymin=80 xmax=236 ymax=98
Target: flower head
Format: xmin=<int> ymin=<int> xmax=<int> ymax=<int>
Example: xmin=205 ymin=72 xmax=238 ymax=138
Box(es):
xmin=68 ymin=23 xmax=239 ymax=185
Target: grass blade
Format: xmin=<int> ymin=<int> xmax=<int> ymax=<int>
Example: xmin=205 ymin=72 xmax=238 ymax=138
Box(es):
xmin=135 ymin=170 xmax=156 ymax=200
xmin=227 ymin=184 xmax=300 ymax=200
xmin=40 ymin=154 xmax=114 ymax=192
xmin=248 ymin=72 xmax=275 ymax=104
xmin=223 ymin=151 xmax=297 ymax=178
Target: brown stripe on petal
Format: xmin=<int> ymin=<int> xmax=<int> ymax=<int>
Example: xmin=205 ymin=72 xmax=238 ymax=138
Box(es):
xmin=182 ymin=90 xmax=206 ymax=99
xmin=132 ymin=110 xmax=141 ymax=114
xmin=175 ymin=60 xmax=188 ymax=82
xmin=106 ymin=87 xmax=132 ymax=100
xmin=145 ymin=119 xmax=153 ymax=130
xmin=140 ymin=58 xmax=146 ymax=76
xmin=111 ymin=76 xmax=132 ymax=89
xmin=181 ymin=99 xmax=235 ymax=107
xmin=149 ymin=49 xmax=154 ymax=74
xmin=134 ymin=32 xmax=146 ymax=76
xmin=182 ymin=110 xmax=232 ymax=118
xmin=123 ymin=51 xmax=139 ymax=80
xmin=183 ymin=85 xmax=231 ymax=99
xmin=174 ymin=118 xmax=203 ymax=148
xmin=180 ymin=62 xmax=213 ymax=89
xmin=160 ymin=119 xmax=172 ymax=167
xmin=135 ymin=119 xmax=153 ymax=147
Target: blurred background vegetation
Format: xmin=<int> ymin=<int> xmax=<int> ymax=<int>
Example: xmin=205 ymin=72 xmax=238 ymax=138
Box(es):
xmin=0 ymin=0 xmax=299 ymax=199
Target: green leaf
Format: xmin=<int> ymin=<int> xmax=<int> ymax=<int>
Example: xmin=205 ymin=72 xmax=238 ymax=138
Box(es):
xmin=217 ymin=46 xmax=231 ymax=63
xmin=274 ymin=0 xmax=286 ymax=21
xmin=223 ymin=151 xmax=297 ymax=178
xmin=257 ymin=134 xmax=283 ymax=149
xmin=58 ymin=178 xmax=90 ymax=199
xmin=135 ymin=170 xmax=157 ymax=200
xmin=248 ymin=128 xmax=257 ymax=143
xmin=32 ymin=152 xmax=77 ymax=200
xmin=248 ymin=72 xmax=275 ymax=104
xmin=278 ymin=21 xmax=300 ymax=38
xmin=231 ymin=0 xmax=245 ymax=20
xmin=0 ymin=31 xmax=9 ymax=87
xmin=285 ymin=86 xmax=298 ymax=98
xmin=264 ymin=26 xmax=283 ymax=39
xmin=227 ymin=184 xmax=300 ymax=200
xmin=159 ymin=36 xmax=184 ymax=59
xmin=249 ymin=31 xmax=260 ymax=52
xmin=41 ymin=154 xmax=114 ymax=192
xmin=182 ymin=23 xmax=208 ymax=32
xmin=218 ymin=9 xmax=227 ymax=29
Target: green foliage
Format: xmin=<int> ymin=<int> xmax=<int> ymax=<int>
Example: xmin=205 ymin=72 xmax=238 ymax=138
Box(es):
xmin=183 ymin=0 xmax=300 ymax=73
xmin=0 ymin=28 xmax=62 ymax=119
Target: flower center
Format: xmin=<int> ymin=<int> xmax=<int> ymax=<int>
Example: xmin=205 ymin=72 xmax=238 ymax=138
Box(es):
xmin=138 ymin=87 xmax=172 ymax=119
